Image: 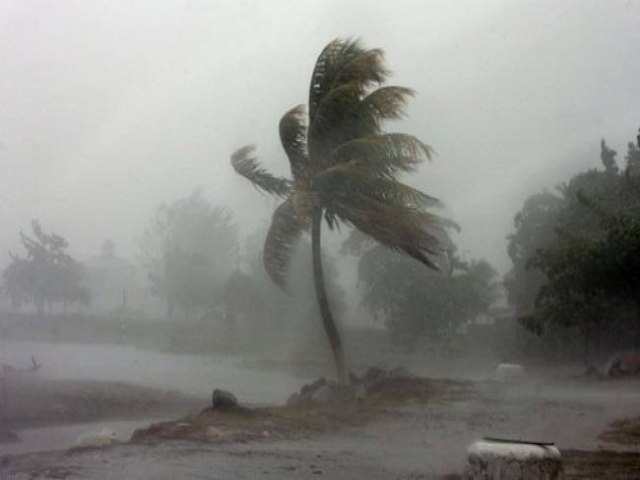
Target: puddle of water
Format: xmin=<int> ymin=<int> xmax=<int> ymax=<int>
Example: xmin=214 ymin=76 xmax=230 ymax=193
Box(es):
xmin=1 ymin=340 xmax=311 ymax=455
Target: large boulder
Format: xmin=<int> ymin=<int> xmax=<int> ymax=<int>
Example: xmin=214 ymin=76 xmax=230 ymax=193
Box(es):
xmin=211 ymin=389 xmax=239 ymax=411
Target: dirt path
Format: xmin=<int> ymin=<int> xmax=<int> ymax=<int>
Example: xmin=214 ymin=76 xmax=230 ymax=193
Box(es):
xmin=4 ymin=377 xmax=640 ymax=479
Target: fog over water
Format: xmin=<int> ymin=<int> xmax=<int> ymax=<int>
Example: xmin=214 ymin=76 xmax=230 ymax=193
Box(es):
xmin=0 ymin=0 xmax=638 ymax=276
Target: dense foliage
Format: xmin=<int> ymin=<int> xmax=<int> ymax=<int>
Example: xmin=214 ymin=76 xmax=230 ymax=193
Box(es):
xmin=506 ymin=132 xmax=640 ymax=361
xmin=358 ymin=244 xmax=498 ymax=347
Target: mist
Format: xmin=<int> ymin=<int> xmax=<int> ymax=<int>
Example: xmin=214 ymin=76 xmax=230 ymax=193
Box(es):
xmin=0 ymin=0 xmax=637 ymax=272
xmin=1 ymin=1 xmax=640 ymax=477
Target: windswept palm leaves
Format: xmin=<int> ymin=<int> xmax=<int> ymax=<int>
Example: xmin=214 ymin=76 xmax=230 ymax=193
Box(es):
xmin=231 ymin=38 xmax=448 ymax=382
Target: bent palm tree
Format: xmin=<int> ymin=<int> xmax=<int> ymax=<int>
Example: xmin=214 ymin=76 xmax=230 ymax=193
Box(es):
xmin=231 ymin=39 xmax=446 ymax=383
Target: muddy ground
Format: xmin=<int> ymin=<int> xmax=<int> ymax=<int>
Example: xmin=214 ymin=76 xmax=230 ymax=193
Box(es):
xmin=0 ymin=372 xmax=202 ymax=433
xmin=3 ymin=373 xmax=640 ymax=479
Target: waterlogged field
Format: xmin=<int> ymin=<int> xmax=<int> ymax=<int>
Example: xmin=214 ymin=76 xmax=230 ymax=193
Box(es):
xmin=0 ymin=340 xmax=305 ymax=405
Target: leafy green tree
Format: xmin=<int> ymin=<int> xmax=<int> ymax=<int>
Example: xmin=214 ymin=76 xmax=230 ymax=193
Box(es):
xmin=231 ymin=39 xmax=445 ymax=382
xmin=3 ymin=221 xmax=89 ymax=316
xmin=529 ymin=213 xmax=640 ymax=358
xmin=142 ymin=190 xmax=238 ymax=320
xmin=510 ymin=129 xmax=640 ymax=361
xmin=505 ymin=192 xmax=563 ymax=316
xmin=358 ymin=244 xmax=497 ymax=347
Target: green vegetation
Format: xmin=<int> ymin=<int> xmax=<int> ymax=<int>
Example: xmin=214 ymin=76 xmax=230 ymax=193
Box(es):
xmin=506 ymin=131 xmax=640 ymax=363
xmin=356 ymin=243 xmax=498 ymax=348
xmin=231 ymin=39 xmax=446 ymax=382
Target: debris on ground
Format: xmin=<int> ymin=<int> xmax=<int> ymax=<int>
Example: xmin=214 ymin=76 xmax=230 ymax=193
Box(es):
xmin=603 ymin=351 xmax=640 ymax=378
xmin=599 ymin=416 xmax=640 ymax=445
xmin=131 ymin=368 xmax=474 ymax=446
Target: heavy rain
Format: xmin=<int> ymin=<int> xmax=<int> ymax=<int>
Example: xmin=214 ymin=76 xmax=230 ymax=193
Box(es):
xmin=1 ymin=1 xmax=640 ymax=478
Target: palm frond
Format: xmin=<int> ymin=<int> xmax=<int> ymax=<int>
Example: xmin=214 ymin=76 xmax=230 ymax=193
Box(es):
xmin=359 ymin=86 xmax=414 ymax=124
xmin=279 ymin=105 xmax=310 ymax=182
xmin=231 ymin=145 xmax=291 ymax=198
xmin=329 ymin=133 xmax=433 ymax=177
xmin=263 ymin=197 xmax=307 ymax=289
xmin=312 ymin=160 xmax=441 ymax=208
xmin=308 ymin=82 xmax=366 ymax=162
xmin=309 ymin=38 xmax=387 ymax=122
xmin=332 ymin=194 xmax=445 ymax=270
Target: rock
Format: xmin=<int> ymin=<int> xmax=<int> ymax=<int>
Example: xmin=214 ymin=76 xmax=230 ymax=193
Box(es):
xmin=211 ymin=389 xmax=238 ymax=411
xmin=464 ymin=439 xmax=563 ymax=479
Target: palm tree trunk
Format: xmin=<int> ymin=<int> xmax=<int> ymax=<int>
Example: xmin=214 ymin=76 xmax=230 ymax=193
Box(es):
xmin=311 ymin=210 xmax=347 ymax=384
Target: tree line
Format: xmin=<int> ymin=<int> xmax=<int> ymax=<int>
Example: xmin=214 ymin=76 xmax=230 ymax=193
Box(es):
xmin=506 ymin=131 xmax=640 ymax=364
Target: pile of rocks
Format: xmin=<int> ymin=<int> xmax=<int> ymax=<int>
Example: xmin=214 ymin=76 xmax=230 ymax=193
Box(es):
xmin=287 ymin=366 xmax=412 ymax=406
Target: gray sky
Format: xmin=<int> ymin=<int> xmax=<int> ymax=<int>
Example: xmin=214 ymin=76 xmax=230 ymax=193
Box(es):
xmin=0 ymin=0 xmax=638 ymax=275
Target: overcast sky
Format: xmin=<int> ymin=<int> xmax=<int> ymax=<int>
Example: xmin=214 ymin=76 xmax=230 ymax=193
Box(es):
xmin=0 ymin=0 xmax=638 ymax=277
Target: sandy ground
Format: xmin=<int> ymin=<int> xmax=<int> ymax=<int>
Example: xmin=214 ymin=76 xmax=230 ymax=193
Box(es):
xmin=3 ymin=375 xmax=640 ymax=479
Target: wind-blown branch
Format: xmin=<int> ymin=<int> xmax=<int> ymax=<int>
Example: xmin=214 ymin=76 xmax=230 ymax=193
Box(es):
xmin=231 ymin=145 xmax=292 ymax=197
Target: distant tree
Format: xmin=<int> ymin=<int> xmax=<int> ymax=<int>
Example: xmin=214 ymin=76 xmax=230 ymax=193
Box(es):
xmin=231 ymin=39 xmax=446 ymax=383
xmin=141 ymin=190 xmax=238 ymax=320
xmin=224 ymin=229 xmax=346 ymax=336
xmin=600 ymin=139 xmax=618 ymax=174
xmin=505 ymin=192 xmax=563 ymax=316
xmin=358 ymin=244 xmax=498 ymax=347
xmin=2 ymin=220 xmax=89 ymax=316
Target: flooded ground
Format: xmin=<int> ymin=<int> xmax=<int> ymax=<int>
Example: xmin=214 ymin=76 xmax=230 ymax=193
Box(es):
xmin=0 ymin=340 xmax=306 ymax=405
xmin=0 ymin=340 xmax=309 ymax=455
xmin=4 ymin=373 xmax=640 ymax=479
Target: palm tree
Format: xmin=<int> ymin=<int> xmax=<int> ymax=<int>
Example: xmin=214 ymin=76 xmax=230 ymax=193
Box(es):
xmin=231 ymin=38 xmax=446 ymax=383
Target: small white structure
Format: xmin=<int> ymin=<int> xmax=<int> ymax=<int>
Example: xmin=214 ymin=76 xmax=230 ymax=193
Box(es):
xmin=73 ymin=427 xmax=118 ymax=448
xmin=464 ymin=439 xmax=563 ymax=479
xmin=494 ymin=363 xmax=525 ymax=381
